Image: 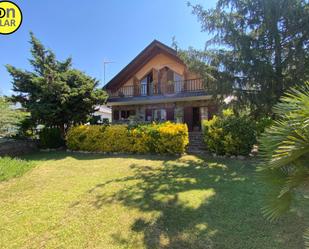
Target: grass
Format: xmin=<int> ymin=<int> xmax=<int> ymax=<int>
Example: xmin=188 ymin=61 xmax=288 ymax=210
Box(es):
xmin=0 ymin=151 xmax=305 ymax=249
xmin=0 ymin=157 xmax=35 ymax=181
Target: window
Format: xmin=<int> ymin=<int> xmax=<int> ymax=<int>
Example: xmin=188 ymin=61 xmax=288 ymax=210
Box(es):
xmin=140 ymin=72 xmax=153 ymax=96
xmin=153 ymin=109 xmax=167 ymax=121
xmin=120 ymin=110 xmax=135 ymax=120
xmin=114 ymin=109 xmax=136 ymax=121
xmin=145 ymin=109 xmax=152 ymax=121
xmin=140 ymin=77 xmax=147 ymax=96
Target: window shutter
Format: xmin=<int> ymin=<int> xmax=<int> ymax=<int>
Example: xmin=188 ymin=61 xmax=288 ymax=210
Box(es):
xmin=113 ymin=110 xmax=119 ymax=121
xmin=152 ymin=69 xmax=159 ymax=95
xmin=167 ymin=69 xmax=174 ymax=82
xmin=145 ymin=109 xmax=153 ymax=121
xmin=133 ymin=76 xmax=140 ymax=96
xmin=166 ymin=108 xmax=174 ymax=121
xmin=159 ymin=68 xmax=167 ymax=94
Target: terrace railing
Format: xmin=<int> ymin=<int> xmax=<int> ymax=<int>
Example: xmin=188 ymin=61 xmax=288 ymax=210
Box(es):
xmin=108 ymin=78 xmax=206 ymax=98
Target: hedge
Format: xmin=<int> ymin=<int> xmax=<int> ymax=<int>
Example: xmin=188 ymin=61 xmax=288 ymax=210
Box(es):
xmin=66 ymin=122 xmax=189 ymax=155
xmin=39 ymin=127 xmax=64 ymax=149
xmin=202 ymin=112 xmax=256 ymax=156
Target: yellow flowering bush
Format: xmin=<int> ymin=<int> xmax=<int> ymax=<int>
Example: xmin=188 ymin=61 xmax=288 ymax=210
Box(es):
xmin=129 ymin=128 xmax=150 ymax=153
xmin=66 ymin=122 xmax=189 ymax=155
xmin=155 ymin=122 xmax=189 ymax=154
xmin=66 ymin=125 xmax=106 ymax=152
xmin=100 ymin=125 xmax=132 ymax=152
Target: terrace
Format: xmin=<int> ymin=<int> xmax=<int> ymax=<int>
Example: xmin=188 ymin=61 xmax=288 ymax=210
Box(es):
xmin=107 ymin=78 xmax=207 ymax=101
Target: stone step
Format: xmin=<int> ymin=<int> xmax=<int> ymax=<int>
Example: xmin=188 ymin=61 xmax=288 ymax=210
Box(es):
xmin=187 ymin=132 xmax=206 ymax=153
xmin=189 ymin=136 xmax=203 ymax=140
xmin=188 ymin=144 xmax=206 ymax=148
xmin=189 ymin=144 xmax=204 ymax=147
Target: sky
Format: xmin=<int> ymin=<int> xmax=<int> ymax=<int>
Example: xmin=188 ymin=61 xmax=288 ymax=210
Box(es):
xmin=0 ymin=0 xmax=216 ymax=96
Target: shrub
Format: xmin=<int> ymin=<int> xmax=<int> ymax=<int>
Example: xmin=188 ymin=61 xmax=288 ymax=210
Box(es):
xmin=156 ymin=122 xmax=189 ymax=154
xmin=66 ymin=125 xmax=106 ymax=151
xmin=101 ymin=125 xmax=132 ymax=152
xmin=39 ymin=127 xmax=64 ymax=149
xmin=66 ymin=122 xmax=189 ymax=155
xmin=202 ymin=116 xmax=225 ymax=155
xmin=130 ymin=122 xmax=189 ymax=154
xmin=254 ymin=116 xmax=273 ymax=137
xmin=129 ymin=126 xmax=151 ymax=153
xmin=203 ymin=112 xmax=256 ymax=156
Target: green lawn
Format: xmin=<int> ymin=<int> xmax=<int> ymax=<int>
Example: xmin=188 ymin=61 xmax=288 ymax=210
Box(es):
xmin=0 ymin=157 xmax=35 ymax=182
xmin=0 ymin=152 xmax=305 ymax=249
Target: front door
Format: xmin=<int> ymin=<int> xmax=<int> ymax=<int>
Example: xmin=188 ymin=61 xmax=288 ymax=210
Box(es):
xmin=192 ymin=107 xmax=201 ymax=131
xmin=184 ymin=107 xmax=201 ymax=131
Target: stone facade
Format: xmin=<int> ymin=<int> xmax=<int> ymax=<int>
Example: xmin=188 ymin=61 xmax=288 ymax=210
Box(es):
xmin=111 ymin=99 xmax=218 ymax=130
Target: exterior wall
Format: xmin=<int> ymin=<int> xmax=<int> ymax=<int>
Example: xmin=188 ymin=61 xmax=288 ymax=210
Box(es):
xmin=111 ymin=100 xmax=218 ymax=127
xmin=121 ymin=53 xmax=189 ymax=88
xmin=109 ymin=51 xmax=203 ymax=99
xmin=135 ymin=53 xmax=186 ymax=80
xmin=93 ymin=105 xmax=112 ymax=122
xmin=94 ymin=111 xmax=112 ymax=122
xmin=200 ymin=106 xmax=209 ymax=121
xmin=109 ymin=50 xmax=213 ymax=125
xmin=107 ymin=44 xmax=215 ymax=126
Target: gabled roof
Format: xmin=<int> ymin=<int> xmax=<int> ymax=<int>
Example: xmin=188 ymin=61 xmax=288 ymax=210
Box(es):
xmin=103 ymin=40 xmax=185 ymax=91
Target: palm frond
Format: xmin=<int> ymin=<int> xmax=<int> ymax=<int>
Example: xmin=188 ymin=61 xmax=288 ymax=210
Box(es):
xmin=258 ymin=82 xmax=309 ymax=220
xmin=305 ymin=228 xmax=309 ymax=249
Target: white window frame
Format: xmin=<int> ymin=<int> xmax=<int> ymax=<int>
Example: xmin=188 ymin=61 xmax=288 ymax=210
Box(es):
xmin=140 ymin=78 xmax=147 ymax=96
xmin=153 ymin=109 xmax=167 ymax=121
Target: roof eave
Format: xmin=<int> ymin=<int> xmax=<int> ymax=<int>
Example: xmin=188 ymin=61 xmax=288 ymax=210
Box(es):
xmin=103 ymin=40 xmax=184 ymax=91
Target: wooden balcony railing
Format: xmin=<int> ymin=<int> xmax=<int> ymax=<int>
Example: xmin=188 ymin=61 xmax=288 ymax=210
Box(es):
xmin=108 ymin=78 xmax=205 ymax=98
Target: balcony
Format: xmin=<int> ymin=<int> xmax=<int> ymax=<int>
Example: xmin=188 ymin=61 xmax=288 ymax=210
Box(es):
xmin=107 ymin=78 xmax=206 ymax=100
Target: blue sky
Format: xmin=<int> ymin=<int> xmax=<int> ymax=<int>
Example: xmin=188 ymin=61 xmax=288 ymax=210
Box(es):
xmin=0 ymin=0 xmax=216 ymax=95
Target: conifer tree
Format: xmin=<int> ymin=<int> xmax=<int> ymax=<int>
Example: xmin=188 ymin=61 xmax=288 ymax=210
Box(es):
xmin=7 ymin=33 xmax=107 ymax=135
xmin=187 ymin=0 xmax=309 ymax=115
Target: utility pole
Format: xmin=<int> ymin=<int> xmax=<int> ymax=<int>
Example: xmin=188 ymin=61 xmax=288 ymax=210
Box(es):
xmin=103 ymin=59 xmax=115 ymax=85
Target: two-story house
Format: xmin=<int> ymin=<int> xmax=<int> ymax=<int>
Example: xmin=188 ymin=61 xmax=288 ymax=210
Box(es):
xmin=104 ymin=40 xmax=218 ymax=131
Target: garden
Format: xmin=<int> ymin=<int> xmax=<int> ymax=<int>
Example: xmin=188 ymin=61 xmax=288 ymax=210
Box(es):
xmin=1 ymin=1 xmax=309 ymax=248
xmin=0 ymin=152 xmax=305 ymax=249
xmin=0 ymin=84 xmax=308 ymax=248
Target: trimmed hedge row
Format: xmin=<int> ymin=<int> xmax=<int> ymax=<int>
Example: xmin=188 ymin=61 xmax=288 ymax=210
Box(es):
xmin=66 ymin=122 xmax=189 ymax=155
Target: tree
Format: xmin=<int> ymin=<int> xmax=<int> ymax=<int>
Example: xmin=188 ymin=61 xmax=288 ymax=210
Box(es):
xmin=6 ymin=33 xmax=107 ymax=135
xmin=187 ymin=0 xmax=309 ymax=116
xmin=176 ymin=47 xmax=234 ymax=98
xmin=257 ymin=82 xmax=309 ymax=247
xmin=0 ymin=97 xmax=27 ymax=137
